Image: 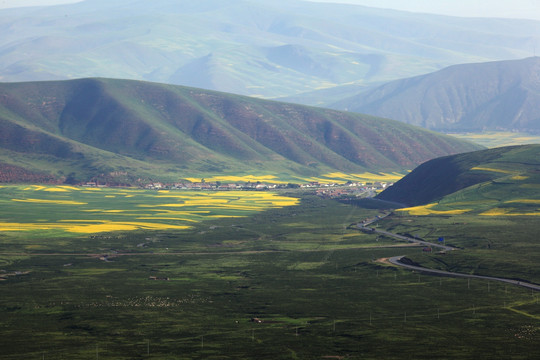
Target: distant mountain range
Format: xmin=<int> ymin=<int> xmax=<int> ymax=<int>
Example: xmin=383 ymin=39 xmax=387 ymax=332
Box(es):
xmin=1 ymin=0 xmax=538 ymax=101
xmin=334 ymin=57 xmax=540 ymax=133
xmin=0 ymin=78 xmax=481 ymax=184
xmin=376 ymin=144 xmax=540 ymax=207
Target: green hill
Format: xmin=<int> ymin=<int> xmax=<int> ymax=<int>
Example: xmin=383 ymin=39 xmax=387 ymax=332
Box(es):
xmin=376 ymin=144 xmax=540 ymax=209
xmin=0 ymin=78 xmax=481 ymax=184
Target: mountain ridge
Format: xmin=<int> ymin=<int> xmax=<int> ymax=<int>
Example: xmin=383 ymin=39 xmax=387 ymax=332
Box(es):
xmin=376 ymin=144 xmax=540 ymax=207
xmin=0 ymin=77 xmax=482 ymax=184
xmin=334 ymin=57 xmax=540 ymax=133
xmin=1 ymin=0 xmax=539 ymax=100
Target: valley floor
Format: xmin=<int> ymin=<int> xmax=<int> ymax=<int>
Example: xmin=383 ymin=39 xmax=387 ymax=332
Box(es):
xmin=1 ymin=193 xmax=539 ymax=358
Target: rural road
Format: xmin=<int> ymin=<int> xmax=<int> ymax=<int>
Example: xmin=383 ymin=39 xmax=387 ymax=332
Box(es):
xmin=359 ymin=214 xmax=540 ymax=292
xmin=388 ymin=255 xmax=540 ymax=291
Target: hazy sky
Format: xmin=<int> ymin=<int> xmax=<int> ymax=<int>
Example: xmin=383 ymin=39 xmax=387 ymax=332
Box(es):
xmin=306 ymin=0 xmax=540 ymax=20
xmin=1 ymin=0 xmax=539 ymax=21
xmin=0 ymin=0 xmax=81 ymax=8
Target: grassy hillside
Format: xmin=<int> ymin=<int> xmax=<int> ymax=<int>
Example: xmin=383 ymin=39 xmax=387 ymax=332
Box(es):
xmin=335 ymin=57 xmax=540 ymax=133
xmin=0 ymin=78 xmax=481 ymax=184
xmin=376 ymin=144 xmax=540 ymax=207
xmin=449 ymin=132 xmax=540 ymax=148
xmin=373 ymin=145 xmax=540 ymax=298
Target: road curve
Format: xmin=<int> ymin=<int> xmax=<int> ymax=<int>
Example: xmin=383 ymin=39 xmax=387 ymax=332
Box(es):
xmin=358 ymin=215 xmax=540 ymax=292
xmin=389 ymin=256 xmax=540 ymax=291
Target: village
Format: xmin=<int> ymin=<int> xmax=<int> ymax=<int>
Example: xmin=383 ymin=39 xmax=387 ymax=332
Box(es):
xmin=139 ymin=179 xmax=391 ymax=199
xmin=80 ymin=176 xmax=392 ymax=199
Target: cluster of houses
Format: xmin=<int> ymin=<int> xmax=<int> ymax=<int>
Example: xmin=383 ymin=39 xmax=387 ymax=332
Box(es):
xmin=82 ymin=179 xmax=392 ymax=197
xmin=315 ymin=182 xmax=390 ymax=199
xmin=143 ymin=181 xmax=284 ymax=190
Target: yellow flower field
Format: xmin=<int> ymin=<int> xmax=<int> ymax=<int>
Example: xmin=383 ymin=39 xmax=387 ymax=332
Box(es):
xmin=184 ymin=175 xmax=288 ymax=184
xmin=185 ymin=172 xmax=405 ymax=185
xmin=0 ymin=185 xmax=300 ymax=236
xmin=505 ymin=199 xmax=540 ymax=204
xmin=470 ymin=167 xmax=515 ymax=174
xmin=12 ymin=198 xmax=88 ymax=205
xmin=62 ymin=221 xmax=191 ymax=233
xmin=396 ymin=203 xmax=471 ymax=216
xmin=300 ymin=172 xmax=404 ymax=184
xmin=480 ymin=208 xmax=540 ymax=216
xmin=480 ymin=208 xmax=512 ymax=216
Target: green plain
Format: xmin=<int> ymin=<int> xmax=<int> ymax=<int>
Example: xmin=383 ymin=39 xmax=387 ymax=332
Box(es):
xmin=0 ymin=188 xmax=539 ymax=359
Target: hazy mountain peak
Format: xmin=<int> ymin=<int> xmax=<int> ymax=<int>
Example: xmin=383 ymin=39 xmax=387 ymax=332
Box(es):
xmin=1 ymin=0 xmax=538 ymax=98
xmin=335 ymin=57 xmax=540 ymax=133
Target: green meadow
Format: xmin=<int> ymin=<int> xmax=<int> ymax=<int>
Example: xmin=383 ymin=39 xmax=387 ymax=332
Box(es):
xmin=449 ymin=132 xmax=540 ymax=148
xmin=1 ymin=187 xmax=539 ymax=359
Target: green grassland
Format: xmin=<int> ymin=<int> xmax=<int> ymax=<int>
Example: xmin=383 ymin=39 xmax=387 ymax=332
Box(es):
xmin=1 ymin=186 xmax=540 ymax=359
xmin=376 ymin=144 xmax=540 ymax=284
xmin=379 ymin=172 xmax=540 ymax=286
xmin=449 ymin=132 xmax=540 ymax=148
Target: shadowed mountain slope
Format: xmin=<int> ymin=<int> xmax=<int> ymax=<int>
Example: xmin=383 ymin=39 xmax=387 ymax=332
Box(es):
xmin=0 ymin=78 xmax=482 ymax=184
xmin=335 ymin=57 xmax=540 ymax=133
xmin=376 ymin=144 xmax=540 ymax=207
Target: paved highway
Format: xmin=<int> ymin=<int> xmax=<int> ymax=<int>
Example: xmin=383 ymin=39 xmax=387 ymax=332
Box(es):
xmin=358 ymin=215 xmax=540 ymax=292
xmin=389 ymin=255 xmax=540 ymax=291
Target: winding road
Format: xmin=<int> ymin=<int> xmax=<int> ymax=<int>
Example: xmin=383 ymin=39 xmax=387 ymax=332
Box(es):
xmin=359 ymin=214 xmax=540 ymax=292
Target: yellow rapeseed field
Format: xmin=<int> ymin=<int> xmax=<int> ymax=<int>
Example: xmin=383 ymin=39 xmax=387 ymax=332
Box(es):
xmin=300 ymin=172 xmax=404 ymax=184
xmin=480 ymin=208 xmax=511 ymax=216
xmin=505 ymin=199 xmax=540 ymax=204
xmin=12 ymin=198 xmax=88 ymax=205
xmin=0 ymin=185 xmax=300 ymax=236
xmin=42 ymin=187 xmax=70 ymax=192
xmin=480 ymin=208 xmax=540 ymax=216
xmin=185 ymin=173 xmax=405 ymax=185
xmin=184 ymin=175 xmax=288 ymax=184
xmin=0 ymin=222 xmax=66 ymax=231
xmin=396 ymin=203 xmax=470 ymax=216
xmin=63 ymin=221 xmax=191 ymax=233
xmin=470 ymin=166 xmax=515 ymax=174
